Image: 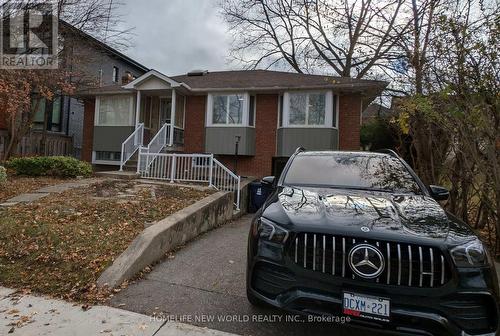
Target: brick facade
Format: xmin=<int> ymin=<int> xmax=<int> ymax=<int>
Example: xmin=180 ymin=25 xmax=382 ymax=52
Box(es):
xmin=81 ymin=98 xmax=95 ymax=162
xmin=338 ymin=94 xmax=361 ymax=150
xmin=183 ymin=95 xmax=206 ymax=153
xmin=218 ymin=94 xmax=279 ymax=178
xmin=84 ymin=90 xmax=362 ymax=177
xmin=181 ymin=93 xmax=361 ymax=178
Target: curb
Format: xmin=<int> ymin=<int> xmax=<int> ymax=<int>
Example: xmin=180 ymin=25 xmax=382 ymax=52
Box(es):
xmin=98 ymin=191 xmax=234 ymax=288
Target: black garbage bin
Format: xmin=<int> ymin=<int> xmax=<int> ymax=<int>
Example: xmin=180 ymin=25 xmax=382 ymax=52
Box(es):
xmin=248 ymin=181 xmax=272 ymax=213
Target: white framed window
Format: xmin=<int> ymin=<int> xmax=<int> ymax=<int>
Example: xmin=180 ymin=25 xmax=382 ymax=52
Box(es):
xmin=95 ymin=95 xmax=134 ymax=126
xmin=206 ymin=93 xmax=252 ymax=127
xmin=281 ymin=91 xmax=336 ymax=128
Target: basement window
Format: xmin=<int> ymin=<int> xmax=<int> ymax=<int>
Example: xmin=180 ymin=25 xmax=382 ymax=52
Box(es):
xmin=95 ymin=151 xmax=121 ymax=161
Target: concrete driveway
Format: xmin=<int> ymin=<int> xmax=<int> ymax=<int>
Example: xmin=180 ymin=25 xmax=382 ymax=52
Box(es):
xmin=109 ymin=215 xmax=387 ymax=336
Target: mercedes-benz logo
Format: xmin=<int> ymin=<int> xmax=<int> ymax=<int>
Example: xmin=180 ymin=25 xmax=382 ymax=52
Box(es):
xmin=348 ymin=244 xmax=385 ymax=279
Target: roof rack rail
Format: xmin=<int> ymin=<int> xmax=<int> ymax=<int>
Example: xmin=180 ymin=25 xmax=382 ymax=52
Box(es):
xmin=377 ymin=149 xmax=399 ymax=158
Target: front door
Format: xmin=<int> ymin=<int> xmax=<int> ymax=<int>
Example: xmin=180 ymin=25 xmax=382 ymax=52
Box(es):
xmin=159 ymin=98 xmax=171 ymax=125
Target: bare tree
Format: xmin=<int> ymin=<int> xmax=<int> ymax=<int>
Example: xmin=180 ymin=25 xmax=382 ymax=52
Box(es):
xmin=221 ymin=0 xmax=409 ymax=78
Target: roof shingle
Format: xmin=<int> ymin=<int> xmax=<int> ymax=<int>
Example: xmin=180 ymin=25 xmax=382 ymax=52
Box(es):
xmin=171 ymin=69 xmax=387 ymax=92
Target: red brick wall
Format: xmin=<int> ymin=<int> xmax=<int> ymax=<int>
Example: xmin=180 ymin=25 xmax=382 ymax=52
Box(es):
xmin=81 ymin=98 xmax=95 ymax=162
xmin=218 ymin=94 xmax=278 ymax=178
xmin=183 ymin=94 xmax=278 ymax=178
xmin=181 ymin=93 xmax=361 ymax=178
xmin=338 ymin=94 xmax=361 ymax=150
xmin=183 ymin=95 xmax=206 ymax=153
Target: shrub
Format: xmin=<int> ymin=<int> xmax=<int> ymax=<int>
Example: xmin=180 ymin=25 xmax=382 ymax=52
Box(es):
xmin=361 ymin=117 xmax=398 ymax=151
xmin=7 ymin=157 xmax=92 ymax=178
xmin=0 ymin=166 xmax=6 ymax=183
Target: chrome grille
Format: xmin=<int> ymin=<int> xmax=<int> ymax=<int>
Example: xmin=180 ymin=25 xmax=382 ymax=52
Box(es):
xmin=291 ymin=233 xmax=450 ymax=288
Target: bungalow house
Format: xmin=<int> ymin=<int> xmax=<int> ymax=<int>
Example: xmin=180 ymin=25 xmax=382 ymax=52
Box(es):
xmin=79 ymin=69 xmax=387 ymax=179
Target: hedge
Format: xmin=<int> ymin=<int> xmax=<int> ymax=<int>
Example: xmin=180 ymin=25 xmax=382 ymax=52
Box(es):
xmin=7 ymin=157 xmax=92 ymax=178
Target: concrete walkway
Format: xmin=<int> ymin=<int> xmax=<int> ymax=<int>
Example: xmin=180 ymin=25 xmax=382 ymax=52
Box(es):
xmin=0 ymin=178 xmax=102 ymax=207
xmin=0 ymin=287 xmax=236 ymax=336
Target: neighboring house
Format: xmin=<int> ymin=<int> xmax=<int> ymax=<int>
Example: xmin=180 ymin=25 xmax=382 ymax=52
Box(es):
xmin=0 ymin=21 xmax=148 ymax=160
xmin=362 ymin=103 xmax=394 ymax=125
xmin=78 ymin=69 xmax=387 ymax=178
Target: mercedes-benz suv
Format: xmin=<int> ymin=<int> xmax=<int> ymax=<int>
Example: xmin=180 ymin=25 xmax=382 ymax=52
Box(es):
xmin=246 ymin=149 xmax=499 ymax=336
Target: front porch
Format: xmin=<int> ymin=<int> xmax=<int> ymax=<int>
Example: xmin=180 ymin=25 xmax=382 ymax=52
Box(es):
xmin=134 ymin=88 xmax=185 ymax=151
xmin=116 ymin=86 xmax=187 ymax=171
xmin=91 ymin=70 xmax=188 ymax=167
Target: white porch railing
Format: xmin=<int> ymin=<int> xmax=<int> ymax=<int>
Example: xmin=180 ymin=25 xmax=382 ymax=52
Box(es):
xmin=138 ymin=152 xmax=241 ymax=210
xmin=140 ymin=123 xmax=170 ymax=171
xmin=212 ymin=158 xmax=241 ymax=210
xmin=120 ymin=123 xmax=144 ymax=171
xmin=148 ymin=123 xmax=170 ymax=154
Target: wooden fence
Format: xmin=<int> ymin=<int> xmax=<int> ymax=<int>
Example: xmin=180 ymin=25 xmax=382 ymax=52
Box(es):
xmin=0 ymin=131 xmax=73 ymax=161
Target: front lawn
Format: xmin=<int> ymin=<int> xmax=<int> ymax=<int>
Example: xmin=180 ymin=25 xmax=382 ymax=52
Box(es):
xmin=0 ymin=180 xmax=212 ymax=302
xmin=0 ymin=176 xmax=70 ymax=203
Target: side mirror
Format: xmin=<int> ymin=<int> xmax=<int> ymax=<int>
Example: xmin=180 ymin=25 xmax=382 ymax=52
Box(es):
xmin=261 ymin=176 xmax=276 ymax=187
xmin=429 ymin=185 xmax=449 ymax=201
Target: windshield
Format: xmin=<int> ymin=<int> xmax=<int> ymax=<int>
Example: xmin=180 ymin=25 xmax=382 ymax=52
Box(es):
xmin=283 ymin=153 xmax=422 ymax=194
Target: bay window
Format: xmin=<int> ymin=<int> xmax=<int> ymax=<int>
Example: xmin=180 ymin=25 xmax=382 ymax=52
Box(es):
xmin=95 ymin=95 xmax=134 ymax=126
xmin=282 ymin=91 xmax=336 ymax=128
xmin=207 ymin=93 xmax=249 ymax=126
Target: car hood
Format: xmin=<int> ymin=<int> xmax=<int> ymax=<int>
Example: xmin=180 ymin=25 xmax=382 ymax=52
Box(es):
xmin=262 ymin=186 xmax=474 ymax=245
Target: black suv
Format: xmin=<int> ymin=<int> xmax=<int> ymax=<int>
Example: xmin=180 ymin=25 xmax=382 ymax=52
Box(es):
xmin=247 ymin=150 xmax=499 ymax=336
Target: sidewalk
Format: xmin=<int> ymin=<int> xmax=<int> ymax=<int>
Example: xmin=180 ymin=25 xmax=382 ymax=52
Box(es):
xmin=0 ymin=287 xmax=237 ymax=336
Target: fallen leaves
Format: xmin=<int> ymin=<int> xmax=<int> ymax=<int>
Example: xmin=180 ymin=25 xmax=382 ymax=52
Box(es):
xmin=0 ymin=176 xmax=69 ymax=203
xmin=0 ymin=180 xmax=213 ymax=304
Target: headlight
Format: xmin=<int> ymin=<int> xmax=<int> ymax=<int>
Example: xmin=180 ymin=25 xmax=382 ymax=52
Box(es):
xmin=257 ymin=217 xmax=289 ymax=244
xmin=450 ymin=239 xmax=489 ymax=267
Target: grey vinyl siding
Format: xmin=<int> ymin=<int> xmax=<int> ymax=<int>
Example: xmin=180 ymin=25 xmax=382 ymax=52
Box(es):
xmin=93 ymin=126 xmax=135 ymax=152
xmin=277 ymin=128 xmax=339 ymax=157
xmin=67 ymin=37 xmax=146 ymax=88
xmin=205 ymin=127 xmax=255 ymax=156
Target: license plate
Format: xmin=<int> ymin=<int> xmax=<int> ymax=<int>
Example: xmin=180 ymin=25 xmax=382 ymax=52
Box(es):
xmin=343 ymin=292 xmax=390 ymax=322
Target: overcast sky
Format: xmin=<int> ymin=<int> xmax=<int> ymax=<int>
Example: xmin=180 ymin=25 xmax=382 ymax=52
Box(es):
xmin=119 ymin=0 xmax=231 ymax=76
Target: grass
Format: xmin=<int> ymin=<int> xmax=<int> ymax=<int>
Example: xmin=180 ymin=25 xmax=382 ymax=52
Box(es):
xmin=0 ymin=180 xmax=213 ymax=302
